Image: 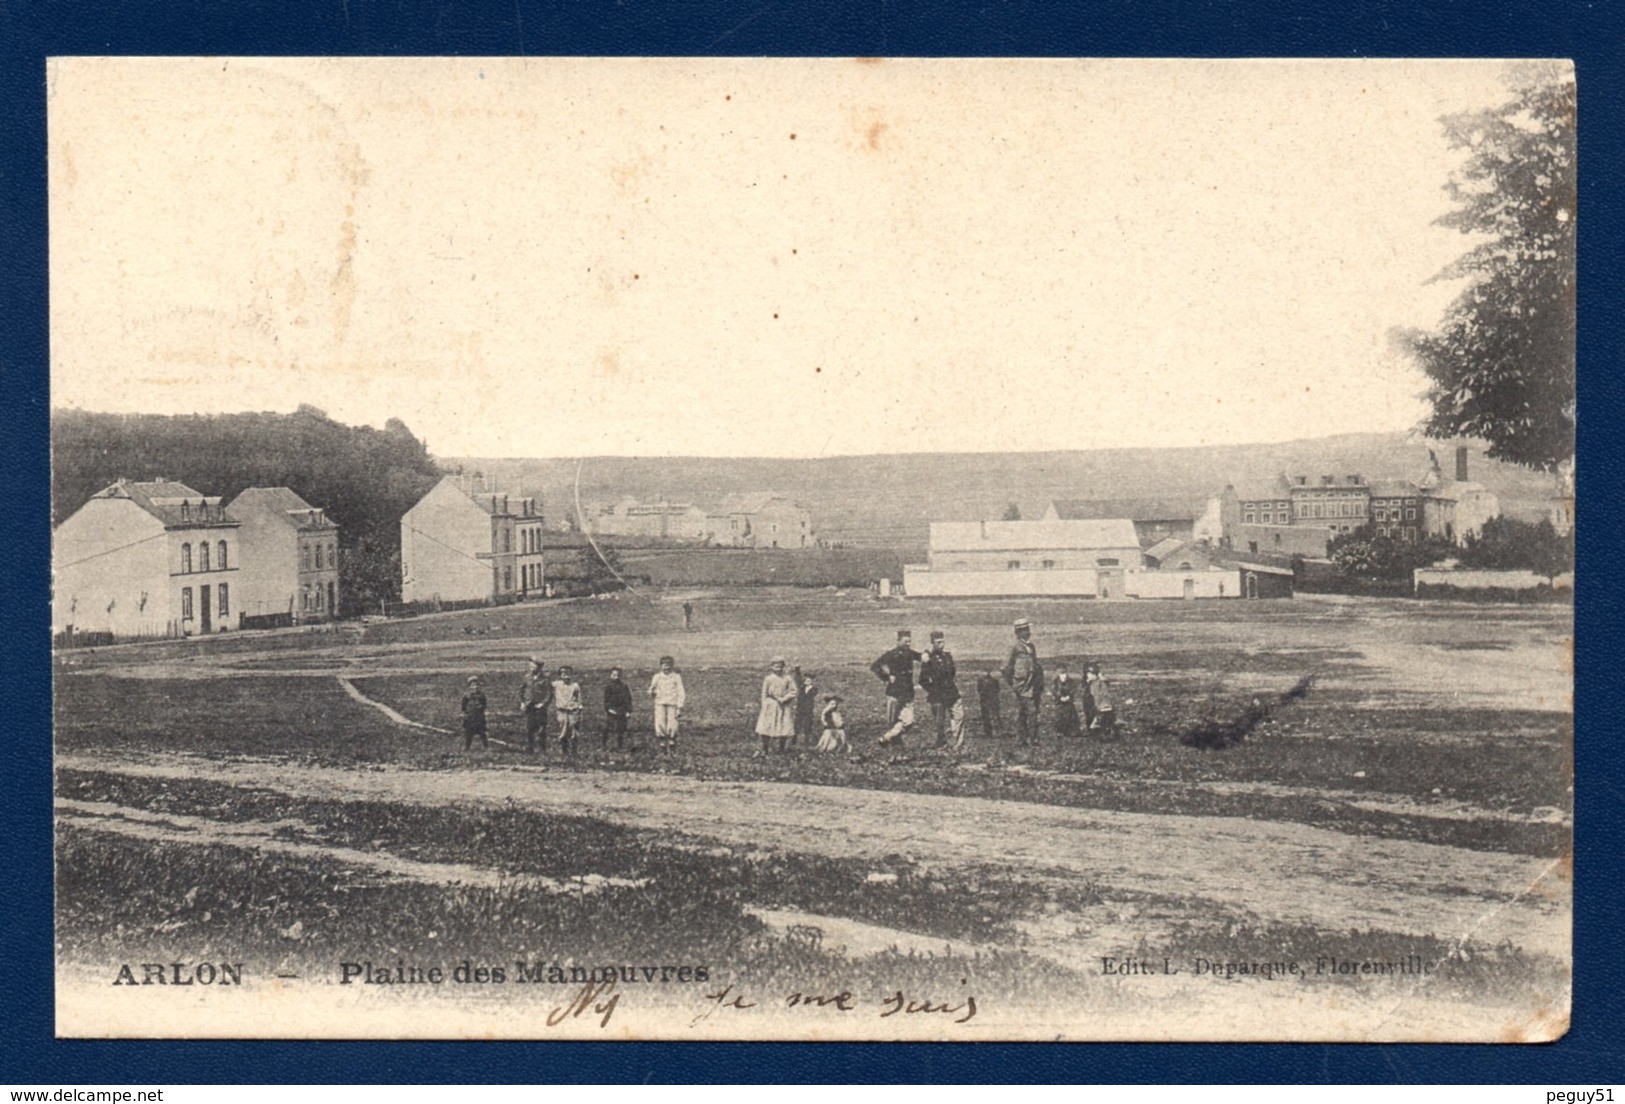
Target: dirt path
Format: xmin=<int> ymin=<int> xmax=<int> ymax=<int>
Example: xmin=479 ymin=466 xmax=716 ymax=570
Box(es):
xmin=58 ymin=749 xmax=1569 ymax=960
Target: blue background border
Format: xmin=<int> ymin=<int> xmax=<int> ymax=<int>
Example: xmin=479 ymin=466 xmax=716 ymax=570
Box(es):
xmin=4 ymin=0 xmax=1619 ymax=1083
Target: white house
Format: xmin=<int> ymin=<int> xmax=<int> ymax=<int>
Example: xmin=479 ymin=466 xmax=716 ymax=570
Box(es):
xmin=401 ymin=476 xmax=542 ymax=604
xmin=53 ymin=479 xmax=242 ymax=639
xmin=226 ymin=487 xmax=341 ymax=624
xmin=904 ymin=519 xmax=1144 ymax=598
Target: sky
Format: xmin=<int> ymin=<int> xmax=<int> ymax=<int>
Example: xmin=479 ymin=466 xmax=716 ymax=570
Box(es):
xmin=48 ymin=58 xmax=1522 ymax=459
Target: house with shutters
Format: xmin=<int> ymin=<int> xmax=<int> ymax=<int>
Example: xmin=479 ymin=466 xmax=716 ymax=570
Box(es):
xmin=53 ymin=479 xmax=241 ymax=641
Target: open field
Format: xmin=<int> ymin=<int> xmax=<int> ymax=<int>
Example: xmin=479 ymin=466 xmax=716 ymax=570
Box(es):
xmin=54 ymin=589 xmax=1572 ymax=1039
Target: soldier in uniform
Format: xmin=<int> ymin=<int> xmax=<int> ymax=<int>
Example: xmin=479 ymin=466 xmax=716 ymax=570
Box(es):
xmin=918 ymin=630 xmax=965 ymax=750
xmin=1002 ymin=617 xmax=1044 ymax=744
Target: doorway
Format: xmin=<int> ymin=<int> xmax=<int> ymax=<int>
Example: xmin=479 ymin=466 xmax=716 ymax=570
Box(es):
xmin=1182 ymin=578 xmax=1195 ymax=600
xmin=200 ymin=585 xmax=212 ymax=633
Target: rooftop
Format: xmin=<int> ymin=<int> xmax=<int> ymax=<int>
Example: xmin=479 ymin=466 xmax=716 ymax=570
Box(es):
xmin=930 ymin=518 xmax=1140 ymax=552
xmin=92 ymin=479 xmax=236 ymax=528
xmin=1048 ymin=497 xmax=1200 ymax=522
xmin=228 ymin=486 xmax=337 ymax=530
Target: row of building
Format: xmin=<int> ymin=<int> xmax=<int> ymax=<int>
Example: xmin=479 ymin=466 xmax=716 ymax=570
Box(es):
xmin=902 ymin=449 xmax=1504 ymax=600
xmin=53 ymin=479 xmax=341 ymax=641
xmin=587 ymin=493 xmax=814 ymax=548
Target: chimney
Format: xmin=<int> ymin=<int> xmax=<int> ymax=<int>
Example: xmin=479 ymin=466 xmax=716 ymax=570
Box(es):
xmin=980 ymin=519 xmax=988 ymax=539
xmin=1455 ymin=446 xmax=1469 ymax=482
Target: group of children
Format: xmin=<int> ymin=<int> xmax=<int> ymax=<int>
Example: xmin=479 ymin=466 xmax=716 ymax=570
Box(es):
xmin=1045 ymin=662 xmax=1118 ymax=740
xmin=458 ymin=654 xmax=687 ymax=758
xmin=456 ymin=649 xmax=1116 ymax=760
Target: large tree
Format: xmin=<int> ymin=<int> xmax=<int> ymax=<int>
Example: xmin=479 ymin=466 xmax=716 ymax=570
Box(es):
xmin=1401 ymin=63 xmax=1576 ymax=474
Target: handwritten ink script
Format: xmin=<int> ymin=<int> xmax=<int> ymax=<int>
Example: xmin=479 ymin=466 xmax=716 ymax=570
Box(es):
xmin=692 ymin=983 xmax=978 ymax=1027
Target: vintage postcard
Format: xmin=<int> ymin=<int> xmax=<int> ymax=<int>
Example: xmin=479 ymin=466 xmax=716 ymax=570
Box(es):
xmin=49 ymin=57 xmax=1573 ymax=1041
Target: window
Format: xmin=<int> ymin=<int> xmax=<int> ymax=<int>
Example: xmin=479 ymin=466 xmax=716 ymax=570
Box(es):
xmin=1041 ymin=560 xmax=1056 ymax=569
xmin=218 ymin=583 xmax=229 ymax=618
xmin=1178 ymin=561 xmax=1192 ymax=570
xmin=328 ymin=543 xmax=336 ymax=568
xmin=199 ymin=542 xmax=210 ymax=572
xmin=503 ymin=566 xmax=513 ymax=590
xmin=181 ymin=543 xmax=192 ymax=573
xmin=181 ymin=587 xmax=193 ymax=620
xmin=315 ymin=584 xmax=324 ymax=610
xmin=1096 ymin=558 xmax=1120 ymax=567
xmin=1378 ymin=527 xmax=1388 ymax=537
xmin=1248 ymin=541 xmax=1259 ymax=554
xmin=1406 ymin=509 xmax=1416 ymax=520
xmin=303 ymin=545 xmax=313 ymax=571
xmin=1243 ymin=510 xmax=1256 ymax=524
xmin=217 ymin=541 xmax=228 ymax=569
xmin=1007 ymin=560 xmax=1021 ymax=570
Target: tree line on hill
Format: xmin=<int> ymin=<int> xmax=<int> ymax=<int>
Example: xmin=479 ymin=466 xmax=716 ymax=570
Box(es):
xmin=52 ymin=406 xmax=445 ymax=614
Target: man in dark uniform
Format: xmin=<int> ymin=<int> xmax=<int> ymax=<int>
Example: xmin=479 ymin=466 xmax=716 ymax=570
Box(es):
xmin=870 ymin=629 xmax=923 ymax=747
xmin=918 ymin=630 xmax=964 ymax=750
xmin=519 ymin=656 xmax=553 ymax=754
xmin=1002 ymin=617 xmax=1044 ymax=744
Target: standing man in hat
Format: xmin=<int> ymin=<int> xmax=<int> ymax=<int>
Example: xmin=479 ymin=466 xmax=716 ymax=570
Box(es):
xmin=918 ymin=630 xmax=965 ymax=750
xmin=1002 ymin=618 xmax=1044 ymax=744
xmin=871 ymin=629 xmax=923 ymax=748
xmin=518 ymin=656 xmax=553 ymax=755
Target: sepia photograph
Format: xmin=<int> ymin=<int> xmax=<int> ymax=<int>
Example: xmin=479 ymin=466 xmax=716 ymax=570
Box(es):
xmin=48 ymin=57 xmax=1574 ymax=1041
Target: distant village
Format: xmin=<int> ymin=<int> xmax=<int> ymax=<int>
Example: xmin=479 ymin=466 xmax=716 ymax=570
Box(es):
xmin=53 ymin=443 xmax=1565 ymax=644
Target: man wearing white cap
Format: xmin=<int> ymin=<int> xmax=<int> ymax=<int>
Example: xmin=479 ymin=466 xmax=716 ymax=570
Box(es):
xmin=1002 ymin=617 xmax=1044 ymax=744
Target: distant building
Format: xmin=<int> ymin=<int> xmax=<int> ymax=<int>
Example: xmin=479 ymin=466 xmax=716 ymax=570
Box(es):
xmin=53 ymin=479 xmax=241 ymax=639
xmin=1415 ymin=448 xmax=1499 ymax=545
xmin=1044 ymin=496 xmax=1222 ymax=547
xmin=1366 ymin=480 xmax=1421 ymax=543
xmin=1142 ymin=537 xmax=1215 ymax=571
xmin=227 ymin=487 xmax=340 ymax=623
xmin=904 ymin=518 xmax=1146 ymax=598
xmin=1223 ymin=560 xmax=1295 ymax=599
xmin=707 ymin=493 xmax=814 ymax=548
xmin=401 ymin=476 xmax=543 ymax=604
xmin=591 ymin=498 xmax=711 ymax=542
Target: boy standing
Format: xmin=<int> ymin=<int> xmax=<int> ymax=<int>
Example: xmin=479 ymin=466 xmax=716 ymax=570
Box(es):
xmin=1086 ymin=662 xmax=1117 ymax=738
xmin=648 ymin=655 xmax=686 ymax=757
xmin=553 ymin=665 xmax=583 ymax=757
xmin=518 ymin=656 xmax=553 ymax=754
xmin=461 ymin=675 xmax=489 ymax=751
xmin=603 ymin=667 xmax=633 ymax=751
xmin=976 ymin=667 xmax=1003 ymax=740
